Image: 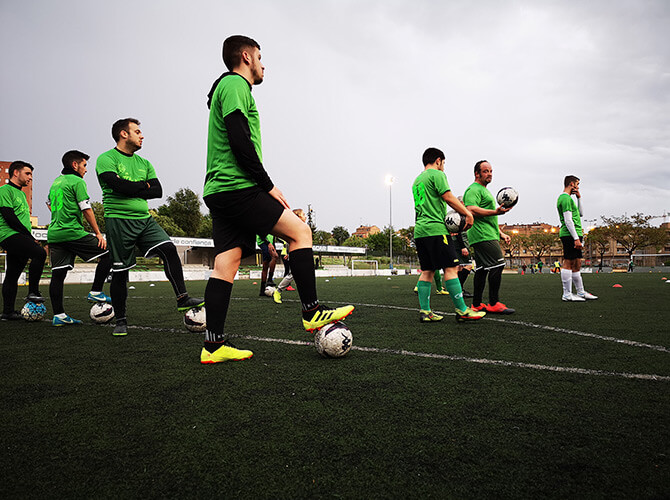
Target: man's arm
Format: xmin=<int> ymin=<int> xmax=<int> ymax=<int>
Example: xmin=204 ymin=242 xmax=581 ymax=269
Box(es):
xmin=224 ymin=110 xmax=274 ymax=192
xmin=0 ymin=207 xmax=31 ymax=236
xmin=82 ymin=208 xmax=106 ymax=249
xmin=442 ymin=191 xmax=474 ymax=230
xmin=136 ymin=178 xmax=163 ymax=200
xmin=563 ymin=210 xmax=582 ymax=248
xmin=98 ymin=172 xmax=149 ymax=197
xmin=467 ymin=205 xmax=511 ymax=217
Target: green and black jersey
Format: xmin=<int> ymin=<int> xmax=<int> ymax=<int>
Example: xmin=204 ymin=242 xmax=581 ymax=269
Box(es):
xmin=0 ymin=183 xmax=31 ymax=243
xmin=463 ymin=182 xmax=499 ymax=245
xmin=412 ymin=168 xmax=450 ymax=239
xmin=96 ymin=148 xmax=157 ymax=219
xmin=47 ymin=172 xmax=90 ymax=244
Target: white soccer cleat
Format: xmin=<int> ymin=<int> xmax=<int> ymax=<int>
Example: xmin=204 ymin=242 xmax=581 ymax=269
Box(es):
xmin=577 ymin=291 xmax=598 ymax=300
xmin=562 ymin=293 xmax=586 ymax=302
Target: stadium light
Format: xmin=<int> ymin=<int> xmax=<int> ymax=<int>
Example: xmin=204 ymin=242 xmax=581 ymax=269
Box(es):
xmin=385 ymin=175 xmax=396 ymax=269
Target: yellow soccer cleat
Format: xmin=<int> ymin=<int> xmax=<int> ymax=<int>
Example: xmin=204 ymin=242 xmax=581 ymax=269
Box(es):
xmin=273 ymin=289 xmax=282 ymax=304
xmin=455 ymin=307 xmax=486 ymax=322
xmin=436 ymin=289 xmax=450 ymax=295
xmin=201 ymin=342 xmax=254 ymax=364
xmin=303 ymin=305 xmax=355 ymax=332
xmin=419 ymin=310 xmax=444 ymax=322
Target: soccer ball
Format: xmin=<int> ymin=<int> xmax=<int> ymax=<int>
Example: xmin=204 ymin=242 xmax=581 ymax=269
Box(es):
xmin=314 ymin=321 xmax=353 ymax=358
xmin=264 ymin=285 xmax=276 ymax=297
xmin=184 ymin=306 xmax=207 ymax=333
xmin=445 ymin=210 xmax=466 ymax=234
xmin=21 ymin=302 xmax=47 ymax=321
xmin=496 ymin=186 xmax=519 ymax=208
xmin=90 ymin=303 xmax=115 ymax=324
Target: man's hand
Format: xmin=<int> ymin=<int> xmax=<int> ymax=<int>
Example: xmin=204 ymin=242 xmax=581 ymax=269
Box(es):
xmin=496 ymin=205 xmax=512 ymax=215
xmin=500 ymin=231 xmax=511 ymax=244
xmin=574 ymin=239 xmax=583 ymax=249
xmin=461 ymin=248 xmax=469 ymax=257
xmin=268 ymin=186 xmax=290 ymax=210
xmin=96 ymin=233 xmax=107 ymax=250
xmin=269 ymin=244 xmax=278 ymax=259
xmin=463 ymin=212 xmax=474 ymax=231
xmin=572 ymin=185 xmax=581 ymax=198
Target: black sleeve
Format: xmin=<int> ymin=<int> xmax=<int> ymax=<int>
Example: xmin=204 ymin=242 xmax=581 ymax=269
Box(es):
xmin=224 ymin=110 xmax=274 ymax=192
xmin=98 ymin=172 xmax=148 ymax=197
xmin=0 ymin=207 xmax=32 ymax=236
xmin=456 ymin=232 xmax=465 ymax=248
xmin=137 ymin=178 xmax=163 ymax=200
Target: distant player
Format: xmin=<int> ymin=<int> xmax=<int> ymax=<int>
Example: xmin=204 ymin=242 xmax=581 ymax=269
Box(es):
xmin=273 ymin=208 xmax=307 ymax=304
xmin=256 ymin=233 xmax=278 ymax=296
xmin=47 ymin=150 xmax=113 ymax=326
xmin=0 ymin=161 xmax=46 ymax=320
xmin=411 ymin=147 xmax=485 ymax=323
xmin=202 ymin=35 xmax=353 ymax=363
xmin=463 ymin=160 xmax=515 ymax=314
xmin=557 ymin=175 xmax=598 ymax=301
xmin=96 ymin=118 xmax=204 ymax=336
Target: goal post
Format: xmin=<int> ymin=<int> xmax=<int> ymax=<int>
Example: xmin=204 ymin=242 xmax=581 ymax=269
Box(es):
xmin=351 ymin=259 xmax=379 ymax=276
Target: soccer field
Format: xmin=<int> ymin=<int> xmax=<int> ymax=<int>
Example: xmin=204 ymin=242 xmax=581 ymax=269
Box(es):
xmin=1 ymin=273 xmax=669 ymax=498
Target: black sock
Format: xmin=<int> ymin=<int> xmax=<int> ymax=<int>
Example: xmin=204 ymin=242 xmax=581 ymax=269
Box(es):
xmin=153 ymin=243 xmax=187 ymax=298
xmin=49 ymin=268 xmax=68 ymax=315
xmin=28 ymin=248 xmax=46 ymax=295
xmin=473 ymin=269 xmax=488 ymax=306
xmin=288 ymin=248 xmax=319 ymax=316
xmin=92 ymin=254 xmax=112 ymax=292
xmin=458 ymin=268 xmax=470 ymax=288
xmin=488 ymin=267 xmax=503 ymax=305
xmin=204 ymin=278 xmax=233 ymax=350
xmin=110 ymin=270 xmax=128 ymax=320
xmin=2 ymin=254 xmax=26 ymax=314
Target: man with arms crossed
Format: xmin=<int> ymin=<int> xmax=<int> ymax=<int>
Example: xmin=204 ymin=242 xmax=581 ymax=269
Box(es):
xmin=412 ymin=147 xmax=485 ymax=323
xmin=47 ymin=150 xmax=112 ymax=326
xmin=557 ymin=175 xmax=598 ymax=301
xmin=0 ymin=161 xmax=46 ymax=319
xmin=96 ymin=118 xmax=203 ymax=336
xmin=463 ymin=160 xmax=515 ymax=314
xmin=202 ymin=35 xmax=354 ymax=363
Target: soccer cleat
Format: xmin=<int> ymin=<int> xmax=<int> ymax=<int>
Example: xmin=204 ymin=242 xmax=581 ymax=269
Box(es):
xmin=1 ymin=311 xmax=23 ymax=321
xmin=87 ymin=291 xmax=112 ymax=303
xmin=455 ymin=307 xmax=486 ymax=322
xmin=419 ymin=310 xmax=443 ymax=322
xmin=413 ymin=286 xmax=418 ymax=294
xmin=113 ymin=319 xmax=128 ymax=336
xmin=562 ymin=293 xmax=586 ymax=302
xmin=486 ymin=302 xmax=515 ymax=314
xmin=177 ymin=296 xmax=205 ymax=312
xmin=52 ymin=315 xmax=83 ymax=326
xmin=273 ymin=289 xmax=282 ymax=304
xmin=26 ymin=292 xmax=46 ymax=304
xmin=471 ymin=304 xmax=487 ymax=312
xmin=303 ymin=305 xmax=355 ymax=332
xmin=577 ymin=291 xmax=598 ymax=300
xmin=436 ymin=289 xmax=450 ymax=295
xmin=200 ymin=341 xmax=253 ymax=364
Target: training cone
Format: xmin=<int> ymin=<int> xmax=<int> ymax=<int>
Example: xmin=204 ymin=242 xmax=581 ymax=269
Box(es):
xmin=662 ymin=277 xmax=667 ymax=281
xmin=613 ymin=284 xmax=623 ymax=288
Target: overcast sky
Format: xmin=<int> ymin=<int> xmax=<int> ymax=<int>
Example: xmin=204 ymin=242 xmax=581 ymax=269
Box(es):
xmin=1 ymin=0 xmax=669 ymax=234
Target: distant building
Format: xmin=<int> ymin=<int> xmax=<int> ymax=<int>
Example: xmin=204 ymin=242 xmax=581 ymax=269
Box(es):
xmin=352 ymin=225 xmax=380 ymax=239
xmin=1 ymin=160 xmax=34 ymax=215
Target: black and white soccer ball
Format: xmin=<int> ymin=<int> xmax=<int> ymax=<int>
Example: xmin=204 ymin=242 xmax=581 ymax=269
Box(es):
xmin=314 ymin=321 xmax=353 ymax=358
xmin=21 ymin=302 xmax=47 ymax=321
xmin=264 ymin=285 xmax=277 ymax=297
xmin=184 ymin=306 xmax=207 ymax=333
xmin=496 ymin=187 xmax=519 ymax=208
xmin=445 ymin=210 xmax=466 ymax=234
xmin=90 ymin=303 xmax=115 ymax=324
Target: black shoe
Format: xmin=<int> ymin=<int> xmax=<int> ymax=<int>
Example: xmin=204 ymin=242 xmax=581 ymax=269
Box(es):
xmin=177 ymin=296 xmax=205 ymax=312
xmin=1 ymin=311 xmax=22 ymax=321
xmin=462 ymin=290 xmax=473 ymax=298
xmin=113 ymin=319 xmax=128 ymax=336
xmin=26 ymin=292 xmax=46 ymax=304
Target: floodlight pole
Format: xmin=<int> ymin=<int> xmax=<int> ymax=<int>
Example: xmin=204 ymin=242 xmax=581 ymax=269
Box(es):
xmin=385 ymin=175 xmax=395 ymax=270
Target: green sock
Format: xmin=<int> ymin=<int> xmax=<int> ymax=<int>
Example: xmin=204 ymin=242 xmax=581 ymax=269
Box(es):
xmin=434 ymin=270 xmax=443 ymax=291
xmin=417 ymin=280 xmax=432 ymax=311
xmin=444 ymin=278 xmax=467 ymax=311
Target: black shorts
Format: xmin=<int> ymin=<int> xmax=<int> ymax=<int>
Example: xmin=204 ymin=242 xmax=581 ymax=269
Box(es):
xmin=259 ymin=242 xmax=273 ymax=263
xmin=471 ymin=240 xmax=505 ymax=271
xmin=204 ymin=186 xmax=284 ymax=258
xmin=561 ymin=235 xmax=583 ymax=260
xmin=415 ymin=234 xmax=460 ymax=271
xmin=49 ymin=234 xmax=109 ymax=270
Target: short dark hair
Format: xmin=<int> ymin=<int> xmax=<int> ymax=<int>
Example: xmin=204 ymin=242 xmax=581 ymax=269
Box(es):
xmin=422 ymin=147 xmax=445 ymax=166
xmin=474 ymin=160 xmax=489 ymax=176
xmin=564 ymin=175 xmax=580 ymax=187
xmin=61 ymin=150 xmax=90 ymax=169
xmin=111 ymin=118 xmax=140 ymax=142
xmin=222 ymin=35 xmax=260 ymax=71
xmin=9 ymin=160 xmax=33 ymax=178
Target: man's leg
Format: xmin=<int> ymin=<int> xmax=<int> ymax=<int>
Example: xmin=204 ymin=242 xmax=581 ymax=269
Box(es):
xmin=26 ymin=244 xmax=47 ymax=299
xmin=110 ymin=270 xmax=129 ymax=335
xmin=488 ymin=266 xmax=503 ymax=305
xmin=49 ymin=268 xmax=68 ymax=316
xmin=151 ymin=242 xmax=204 ymax=311
xmin=560 ymin=259 xmax=574 ymax=298
xmin=472 ymin=268 xmax=488 ymax=308
xmin=91 ymin=253 xmax=112 ymax=293
xmin=2 ymin=249 xmax=28 ymax=316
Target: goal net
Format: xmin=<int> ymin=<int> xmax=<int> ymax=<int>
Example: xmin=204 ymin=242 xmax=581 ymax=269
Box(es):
xmin=351 ymin=259 xmax=378 ymax=276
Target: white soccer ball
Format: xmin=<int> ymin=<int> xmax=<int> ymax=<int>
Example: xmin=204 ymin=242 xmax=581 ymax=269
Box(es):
xmin=21 ymin=302 xmax=47 ymax=321
xmin=90 ymin=303 xmax=115 ymax=324
xmin=314 ymin=321 xmax=353 ymax=358
xmin=184 ymin=306 xmax=207 ymax=333
xmin=445 ymin=210 xmax=466 ymax=234
xmin=496 ymin=186 xmax=519 ymax=208
xmin=264 ymin=285 xmax=276 ymax=297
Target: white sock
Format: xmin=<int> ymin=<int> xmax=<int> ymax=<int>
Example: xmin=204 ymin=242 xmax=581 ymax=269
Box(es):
xmin=572 ymin=271 xmax=584 ymax=295
xmin=560 ymin=269 xmax=573 ymax=295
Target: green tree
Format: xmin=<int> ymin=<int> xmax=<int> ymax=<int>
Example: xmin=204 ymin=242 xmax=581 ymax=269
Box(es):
xmin=585 ymin=226 xmax=611 ymax=264
xmin=157 ymin=188 xmax=202 ymax=236
xmin=150 ymin=209 xmax=186 ymax=236
xmin=343 ymin=236 xmax=367 ymax=247
xmin=196 ymin=213 xmax=213 ymax=238
xmin=527 ymin=231 xmax=558 ymax=261
xmin=331 ymin=226 xmax=350 ymax=245
xmin=601 ymin=213 xmax=668 ymax=260
xmin=82 ymin=201 xmax=105 ymax=233
xmin=367 ymin=227 xmax=403 ymax=256
xmin=313 ymin=230 xmax=334 ymax=245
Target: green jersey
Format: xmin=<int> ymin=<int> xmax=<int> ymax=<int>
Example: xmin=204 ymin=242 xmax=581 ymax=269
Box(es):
xmin=96 ymin=148 xmax=157 ymax=219
xmin=463 ymin=182 xmax=499 ymax=245
xmin=0 ymin=183 xmax=31 ymax=243
xmin=412 ymin=168 xmax=450 ymax=239
xmin=204 ymin=73 xmax=263 ymax=196
xmin=557 ymin=192 xmax=582 ymax=238
xmin=47 ymin=173 xmax=90 ymax=243
xmin=256 ymin=234 xmax=275 ymax=246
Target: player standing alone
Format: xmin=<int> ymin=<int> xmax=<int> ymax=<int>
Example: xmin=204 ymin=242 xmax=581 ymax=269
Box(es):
xmin=411 ymin=147 xmax=485 ymax=323
xmin=202 ymin=35 xmax=353 ymax=363
xmin=557 ymin=175 xmax=598 ymax=301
